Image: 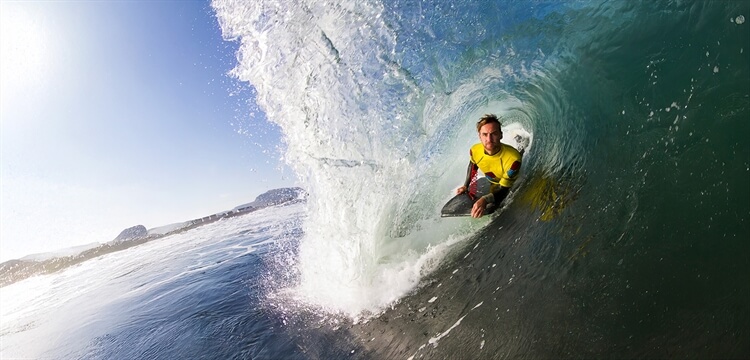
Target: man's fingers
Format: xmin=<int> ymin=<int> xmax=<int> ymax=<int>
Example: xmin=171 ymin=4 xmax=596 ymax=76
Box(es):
xmin=471 ymin=202 xmax=484 ymax=218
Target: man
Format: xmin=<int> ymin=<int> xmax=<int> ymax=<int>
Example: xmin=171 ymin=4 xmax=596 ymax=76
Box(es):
xmin=456 ymin=114 xmax=522 ymax=218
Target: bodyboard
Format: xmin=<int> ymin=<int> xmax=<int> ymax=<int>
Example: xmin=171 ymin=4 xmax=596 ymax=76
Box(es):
xmin=441 ymin=177 xmax=497 ymax=217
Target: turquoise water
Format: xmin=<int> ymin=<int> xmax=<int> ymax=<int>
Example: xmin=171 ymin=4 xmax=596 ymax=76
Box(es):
xmin=2 ymin=1 xmax=747 ymax=358
xmin=216 ymin=0 xmax=748 ymax=357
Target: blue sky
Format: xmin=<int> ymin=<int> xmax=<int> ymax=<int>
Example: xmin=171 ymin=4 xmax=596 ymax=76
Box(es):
xmin=1 ymin=1 xmax=294 ymax=262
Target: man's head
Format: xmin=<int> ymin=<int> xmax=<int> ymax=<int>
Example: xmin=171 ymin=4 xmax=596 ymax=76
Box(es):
xmin=476 ymin=114 xmax=502 ymax=155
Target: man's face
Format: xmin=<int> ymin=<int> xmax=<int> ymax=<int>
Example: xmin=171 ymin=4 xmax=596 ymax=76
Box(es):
xmin=478 ymin=122 xmax=502 ymax=154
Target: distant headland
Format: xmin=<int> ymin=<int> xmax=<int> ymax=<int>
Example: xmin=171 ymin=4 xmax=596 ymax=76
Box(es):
xmin=0 ymin=187 xmax=306 ymax=288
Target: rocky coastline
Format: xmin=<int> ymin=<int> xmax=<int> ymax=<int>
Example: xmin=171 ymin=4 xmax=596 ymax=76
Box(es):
xmin=0 ymin=187 xmax=305 ymax=288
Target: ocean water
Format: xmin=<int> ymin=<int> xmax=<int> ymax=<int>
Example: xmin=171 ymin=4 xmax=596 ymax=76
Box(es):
xmin=2 ymin=0 xmax=749 ymax=358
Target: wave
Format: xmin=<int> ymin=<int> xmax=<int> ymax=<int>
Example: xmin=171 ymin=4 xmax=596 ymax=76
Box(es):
xmin=213 ymin=0 xmax=750 ymax=328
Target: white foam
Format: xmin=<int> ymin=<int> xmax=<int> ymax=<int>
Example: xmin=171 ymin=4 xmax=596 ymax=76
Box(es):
xmin=213 ymin=0 xmax=534 ymax=319
xmin=428 ymin=315 xmax=467 ymax=347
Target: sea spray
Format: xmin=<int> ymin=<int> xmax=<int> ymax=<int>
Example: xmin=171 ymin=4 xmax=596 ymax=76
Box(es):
xmin=214 ymin=0 xmax=544 ymax=316
xmin=214 ymin=0 xmax=437 ymax=315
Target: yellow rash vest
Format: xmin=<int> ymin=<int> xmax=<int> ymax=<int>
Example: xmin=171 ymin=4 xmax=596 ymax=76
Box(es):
xmin=469 ymin=143 xmax=522 ymax=188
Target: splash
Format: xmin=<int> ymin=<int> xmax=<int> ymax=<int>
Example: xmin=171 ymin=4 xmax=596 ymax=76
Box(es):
xmin=213 ymin=0 xmax=544 ymax=317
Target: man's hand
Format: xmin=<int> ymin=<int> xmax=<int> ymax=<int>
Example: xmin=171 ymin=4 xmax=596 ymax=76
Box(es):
xmin=456 ymin=186 xmax=467 ymax=195
xmin=471 ymin=197 xmax=487 ymax=218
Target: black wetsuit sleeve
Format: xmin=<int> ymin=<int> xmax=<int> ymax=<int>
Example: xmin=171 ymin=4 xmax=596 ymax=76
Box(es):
xmin=463 ymin=161 xmax=477 ymax=188
xmin=490 ymin=186 xmax=510 ymax=204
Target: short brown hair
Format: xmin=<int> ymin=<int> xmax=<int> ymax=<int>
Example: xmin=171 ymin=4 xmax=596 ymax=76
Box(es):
xmin=476 ymin=114 xmax=501 ymax=132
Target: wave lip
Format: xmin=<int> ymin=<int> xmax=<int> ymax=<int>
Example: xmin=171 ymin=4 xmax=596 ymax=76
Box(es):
xmin=212 ymin=0 xmax=558 ymax=318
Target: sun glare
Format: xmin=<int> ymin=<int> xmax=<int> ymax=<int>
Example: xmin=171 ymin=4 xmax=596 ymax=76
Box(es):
xmin=1 ymin=2 xmax=56 ymax=104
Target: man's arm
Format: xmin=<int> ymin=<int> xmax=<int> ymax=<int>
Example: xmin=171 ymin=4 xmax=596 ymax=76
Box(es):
xmin=457 ymin=161 xmax=478 ymax=195
xmin=481 ymin=186 xmax=510 ymax=205
xmin=471 ymin=186 xmax=509 ymax=218
xmin=464 ymin=161 xmax=476 ymax=188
